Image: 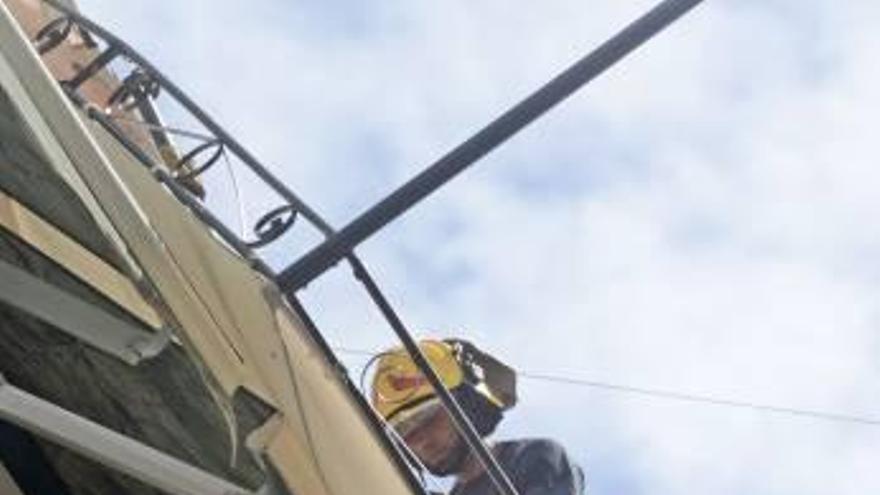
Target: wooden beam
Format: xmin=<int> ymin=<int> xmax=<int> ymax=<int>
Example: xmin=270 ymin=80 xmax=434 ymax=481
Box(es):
xmin=0 ymin=190 xmax=162 ymax=329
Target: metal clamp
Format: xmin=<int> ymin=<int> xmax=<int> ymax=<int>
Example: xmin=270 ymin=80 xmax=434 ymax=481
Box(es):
xmin=107 ymin=68 xmax=160 ymax=110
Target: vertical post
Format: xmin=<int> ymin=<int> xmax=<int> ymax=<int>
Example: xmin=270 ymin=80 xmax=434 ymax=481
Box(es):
xmin=348 ymin=256 xmax=520 ymax=495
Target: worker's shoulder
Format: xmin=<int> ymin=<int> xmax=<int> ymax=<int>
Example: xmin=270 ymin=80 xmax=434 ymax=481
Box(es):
xmin=495 ymin=437 xmax=576 ymax=470
xmin=494 ymin=437 xmax=585 ymax=493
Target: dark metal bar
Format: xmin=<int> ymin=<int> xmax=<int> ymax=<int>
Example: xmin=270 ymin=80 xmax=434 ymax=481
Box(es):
xmin=42 ymin=0 xmax=334 ymax=237
xmin=0 ymin=376 xmax=256 ymax=495
xmin=135 ymin=97 xmax=176 ymax=155
xmin=63 ymin=45 xmax=119 ymax=90
xmin=347 ymin=256 xmax=519 ymax=495
xmin=277 ymin=0 xmax=706 ymax=292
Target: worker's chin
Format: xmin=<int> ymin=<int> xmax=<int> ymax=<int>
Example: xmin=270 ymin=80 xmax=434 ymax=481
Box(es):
xmin=424 ymin=444 xmax=468 ymax=477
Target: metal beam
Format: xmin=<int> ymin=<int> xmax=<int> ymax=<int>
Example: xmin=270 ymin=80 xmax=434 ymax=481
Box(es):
xmin=0 ymin=374 xmax=254 ymax=495
xmin=0 ymin=259 xmax=169 ymax=365
xmin=277 ymin=0 xmax=706 ymax=292
xmin=348 ymin=257 xmax=519 ymax=495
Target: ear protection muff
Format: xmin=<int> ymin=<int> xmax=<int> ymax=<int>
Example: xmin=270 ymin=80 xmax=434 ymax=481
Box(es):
xmin=442 ymin=339 xmax=517 ymax=437
xmin=450 ymin=382 xmax=504 ymax=437
xmin=445 ymin=339 xmax=518 ymax=410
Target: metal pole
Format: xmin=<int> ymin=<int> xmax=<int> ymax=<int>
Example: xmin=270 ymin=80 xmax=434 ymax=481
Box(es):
xmin=277 ymin=0 xmax=706 ymax=292
xmin=0 ymin=375 xmax=254 ymax=495
xmin=347 ymin=256 xmax=519 ymax=495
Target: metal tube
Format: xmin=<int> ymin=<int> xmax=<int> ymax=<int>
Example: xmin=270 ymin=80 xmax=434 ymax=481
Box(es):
xmin=63 ymin=44 xmax=119 ymax=90
xmin=277 ymin=0 xmax=706 ymax=291
xmin=0 ymin=376 xmax=254 ymax=495
xmin=347 ymin=256 xmax=520 ymax=495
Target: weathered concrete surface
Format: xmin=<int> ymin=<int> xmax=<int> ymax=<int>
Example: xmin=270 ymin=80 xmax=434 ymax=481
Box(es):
xmin=0 ymin=71 xmax=271 ymax=494
xmin=0 ymin=86 xmax=123 ymax=269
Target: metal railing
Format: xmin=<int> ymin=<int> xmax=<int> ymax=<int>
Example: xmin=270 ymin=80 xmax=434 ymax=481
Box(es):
xmin=34 ymin=0 xmax=517 ymax=492
xmin=33 ymin=0 xmax=708 ymax=493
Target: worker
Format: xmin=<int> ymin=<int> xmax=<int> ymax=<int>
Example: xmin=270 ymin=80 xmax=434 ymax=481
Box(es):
xmin=370 ymin=339 xmax=585 ymax=495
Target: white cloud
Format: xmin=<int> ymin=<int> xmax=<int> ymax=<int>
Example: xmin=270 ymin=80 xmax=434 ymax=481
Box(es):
xmin=74 ymin=0 xmax=880 ymax=493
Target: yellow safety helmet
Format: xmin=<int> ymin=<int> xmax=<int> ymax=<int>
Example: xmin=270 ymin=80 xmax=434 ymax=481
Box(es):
xmin=370 ymin=339 xmax=517 ymax=436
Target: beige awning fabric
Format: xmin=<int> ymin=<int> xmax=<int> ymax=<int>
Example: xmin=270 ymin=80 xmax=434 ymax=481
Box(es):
xmin=0 ymin=461 xmax=25 ymax=495
xmin=0 ymin=2 xmax=417 ymax=494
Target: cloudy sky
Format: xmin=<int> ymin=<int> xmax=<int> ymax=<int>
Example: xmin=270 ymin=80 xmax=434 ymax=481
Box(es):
xmin=74 ymin=0 xmax=879 ymax=493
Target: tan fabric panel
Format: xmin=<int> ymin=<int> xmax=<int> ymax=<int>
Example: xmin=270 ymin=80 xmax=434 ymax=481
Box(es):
xmin=86 ymin=99 xmax=416 ymax=495
xmin=0 ymin=4 xmax=417 ymax=494
xmin=268 ymin=300 xmax=423 ymax=495
xmin=0 ymin=190 xmax=162 ymax=329
xmin=86 ymin=122 xmax=275 ymax=400
xmin=0 ymin=462 xmax=25 ymax=495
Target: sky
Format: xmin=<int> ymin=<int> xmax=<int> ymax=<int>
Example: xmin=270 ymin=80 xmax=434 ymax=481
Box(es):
xmin=74 ymin=0 xmax=879 ymax=493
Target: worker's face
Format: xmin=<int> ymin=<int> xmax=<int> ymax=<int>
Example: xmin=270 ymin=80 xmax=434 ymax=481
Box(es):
xmin=400 ymin=406 xmax=467 ymax=476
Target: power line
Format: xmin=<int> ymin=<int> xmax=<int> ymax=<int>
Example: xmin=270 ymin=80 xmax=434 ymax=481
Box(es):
xmin=333 ymin=347 xmax=880 ymax=427
xmin=517 ymin=372 xmax=880 ymax=427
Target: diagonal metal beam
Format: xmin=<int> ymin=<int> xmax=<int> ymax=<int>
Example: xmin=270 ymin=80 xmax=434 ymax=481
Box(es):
xmin=347 ymin=256 xmax=520 ymax=495
xmin=278 ymin=0 xmax=706 ymax=292
xmin=0 ymin=374 xmax=255 ymax=495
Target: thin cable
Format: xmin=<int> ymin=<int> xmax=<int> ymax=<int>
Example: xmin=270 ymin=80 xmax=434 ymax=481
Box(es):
xmin=333 ymin=348 xmax=880 ymax=427
xmin=107 ymin=113 xmax=216 ymax=142
xmin=518 ymin=372 xmax=880 ymax=427
xmin=277 ymin=335 xmax=338 ymax=495
xmin=220 ymin=149 xmax=248 ymax=239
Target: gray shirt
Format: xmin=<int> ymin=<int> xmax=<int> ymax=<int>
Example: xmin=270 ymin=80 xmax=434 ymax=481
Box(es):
xmin=451 ymin=439 xmax=585 ymax=495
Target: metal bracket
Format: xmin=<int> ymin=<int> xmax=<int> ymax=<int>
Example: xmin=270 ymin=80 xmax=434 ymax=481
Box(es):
xmin=0 ymin=259 xmax=170 ymax=365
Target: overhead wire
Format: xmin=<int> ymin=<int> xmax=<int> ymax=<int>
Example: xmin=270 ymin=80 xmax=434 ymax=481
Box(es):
xmin=106 ymin=113 xmax=216 ymax=142
xmin=334 ymin=347 xmax=880 ymax=427
xmin=107 ymin=113 xmax=251 ymax=239
xmin=219 ymin=148 xmax=248 ymax=239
